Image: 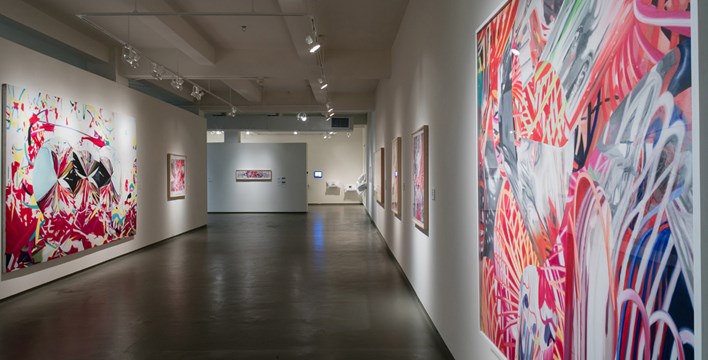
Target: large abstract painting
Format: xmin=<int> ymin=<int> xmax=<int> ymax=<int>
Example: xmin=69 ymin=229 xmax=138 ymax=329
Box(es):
xmin=391 ymin=137 xmax=401 ymax=218
xmin=375 ymin=147 xmax=385 ymax=206
xmin=412 ymin=126 xmax=428 ymax=234
xmin=168 ymin=154 xmax=186 ymax=200
xmin=3 ymin=84 xmax=138 ymax=273
xmin=477 ymin=0 xmax=693 ymax=358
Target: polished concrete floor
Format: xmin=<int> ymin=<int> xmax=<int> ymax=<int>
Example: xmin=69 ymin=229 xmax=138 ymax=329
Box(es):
xmin=0 ymin=205 xmax=453 ymax=359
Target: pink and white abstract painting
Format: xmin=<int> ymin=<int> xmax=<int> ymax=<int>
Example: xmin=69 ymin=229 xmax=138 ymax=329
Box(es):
xmin=168 ymin=154 xmax=186 ymax=200
xmin=412 ymin=126 xmax=428 ymax=234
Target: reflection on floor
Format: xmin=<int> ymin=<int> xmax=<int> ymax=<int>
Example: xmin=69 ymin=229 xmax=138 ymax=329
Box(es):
xmin=0 ymin=205 xmax=453 ymax=359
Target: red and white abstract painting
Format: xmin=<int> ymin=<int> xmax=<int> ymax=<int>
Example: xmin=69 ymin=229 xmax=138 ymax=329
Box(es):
xmin=3 ymin=84 xmax=138 ymax=273
xmin=477 ymin=0 xmax=694 ymax=358
xmin=235 ymin=169 xmax=272 ymax=181
xmin=412 ymin=126 xmax=428 ymax=234
xmin=168 ymin=154 xmax=186 ymax=200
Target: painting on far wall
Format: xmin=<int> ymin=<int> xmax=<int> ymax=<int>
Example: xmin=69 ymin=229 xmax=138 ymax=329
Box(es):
xmin=168 ymin=154 xmax=186 ymax=200
xmin=412 ymin=126 xmax=428 ymax=234
xmin=477 ymin=0 xmax=693 ymax=359
xmin=391 ymin=137 xmax=401 ymax=218
xmin=3 ymin=84 xmax=138 ymax=273
xmin=374 ymin=147 xmax=385 ymax=206
xmin=235 ymin=169 xmax=272 ymax=181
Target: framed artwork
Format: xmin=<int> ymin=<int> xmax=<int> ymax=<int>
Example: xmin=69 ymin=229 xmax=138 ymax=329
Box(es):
xmin=235 ymin=169 xmax=272 ymax=181
xmin=168 ymin=154 xmax=186 ymax=200
xmin=391 ymin=137 xmax=401 ymax=218
xmin=3 ymin=84 xmax=138 ymax=273
xmin=477 ymin=1 xmax=694 ymax=359
xmin=374 ymin=147 xmax=385 ymax=206
xmin=412 ymin=126 xmax=428 ymax=234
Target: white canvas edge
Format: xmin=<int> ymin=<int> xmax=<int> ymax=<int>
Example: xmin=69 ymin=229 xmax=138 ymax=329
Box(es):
xmin=690 ymin=0 xmax=702 ymax=358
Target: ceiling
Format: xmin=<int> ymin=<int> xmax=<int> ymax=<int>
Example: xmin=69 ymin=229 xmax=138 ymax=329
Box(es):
xmin=17 ymin=0 xmax=410 ymax=115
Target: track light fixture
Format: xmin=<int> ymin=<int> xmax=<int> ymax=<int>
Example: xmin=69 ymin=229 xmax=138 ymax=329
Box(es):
xmin=191 ymin=85 xmax=204 ymax=101
xmin=151 ymin=62 xmax=165 ymax=80
xmin=320 ymin=83 xmax=328 ymax=90
xmin=171 ymin=76 xmax=184 ymax=91
xmin=121 ymin=44 xmax=140 ymax=69
xmin=305 ymin=35 xmax=320 ymax=53
xmin=297 ymin=112 xmax=307 ymax=122
xmin=229 ymin=106 xmax=237 ymax=117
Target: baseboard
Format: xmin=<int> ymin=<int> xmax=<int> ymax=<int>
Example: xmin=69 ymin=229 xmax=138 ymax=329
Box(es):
xmin=369 ymin=222 xmax=456 ymax=359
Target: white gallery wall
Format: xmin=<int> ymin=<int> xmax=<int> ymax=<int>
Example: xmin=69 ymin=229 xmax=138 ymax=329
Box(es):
xmin=207 ymin=143 xmax=307 ymax=212
xmin=370 ymin=0 xmax=707 ymax=359
xmin=0 ymin=38 xmax=207 ymax=300
xmin=242 ymin=128 xmax=366 ymax=204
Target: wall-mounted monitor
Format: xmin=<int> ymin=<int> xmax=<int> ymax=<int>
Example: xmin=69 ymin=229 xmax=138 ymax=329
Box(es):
xmin=313 ymin=171 xmax=323 ymax=178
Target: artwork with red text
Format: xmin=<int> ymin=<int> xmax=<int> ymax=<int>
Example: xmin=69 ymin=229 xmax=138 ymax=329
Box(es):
xmin=3 ymin=84 xmax=138 ymax=273
xmin=168 ymin=154 xmax=186 ymax=200
xmin=236 ymin=170 xmax=272 ymax=181
xmin=412 ymin=126 xmax=428 ymax=234
xmin=477 ymin=0 xmax=693 ymax=359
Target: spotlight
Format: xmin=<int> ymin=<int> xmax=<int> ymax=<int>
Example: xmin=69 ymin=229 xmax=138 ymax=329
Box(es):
xmin=229 ymin=106 xmax=237 ymax=117
xmin=305 ymin=35 xmax=320 ymax=53
xmin=151 ymin=63 xmax=164 ymax=80
xmin=293 ymin=131 xmax=298 ymax=135
xmin=191 ymin=85 xmax=204 ymax=101
xmin=121 ymin=44 xmax=140 ymax=69
xmin=171 ymin=77 xmax=184 ymax=91
xmin=297 ymin=112 xmax=307 ymax=122
xmin=320 ymin=83 xmax=328 ymax=90
xmin=327 ymin=108 xmax=334 ymax=113
xmin=245 ymin=131 xmax=251 ymax=135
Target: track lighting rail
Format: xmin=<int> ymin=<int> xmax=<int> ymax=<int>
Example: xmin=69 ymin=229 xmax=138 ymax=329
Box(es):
xmin=76 ymin=11 xmax=310 ymax=18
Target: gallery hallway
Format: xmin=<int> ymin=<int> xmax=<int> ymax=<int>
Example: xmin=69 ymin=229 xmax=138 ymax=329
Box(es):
xmin=0 ymin=205 xmax=453 ymax=359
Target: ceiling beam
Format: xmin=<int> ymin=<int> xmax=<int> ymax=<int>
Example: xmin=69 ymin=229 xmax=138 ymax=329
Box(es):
xmin=308 ymin=79 xmax=328 ymax=104
xmin=136 ymin=0 xmax=216 ymax=66
xmin=0 ymin=0 xmax=111 ymax=62
xmin=195 ymin=91 xmax=374 ymax=113
xmin=276 ymin=0 xmax=331 ymax=104
xmin=277 ymin=0 xmax=316 ymax=60
xmin=222 ymin=79 xmax=262 ymax=103
xmin=122 ymin=48 xmax=389 ymax=80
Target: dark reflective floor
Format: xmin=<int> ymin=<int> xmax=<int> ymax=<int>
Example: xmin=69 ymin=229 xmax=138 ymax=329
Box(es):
xmin=0 ymin=205 xmax=453 ymax=359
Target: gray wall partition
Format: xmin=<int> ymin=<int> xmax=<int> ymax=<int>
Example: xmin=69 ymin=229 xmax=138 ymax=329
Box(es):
xmin=207 ymin=143 xmax=307 ymax=213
